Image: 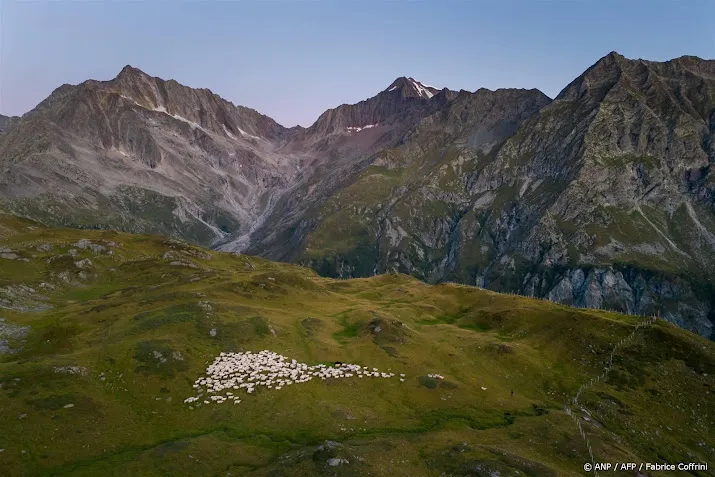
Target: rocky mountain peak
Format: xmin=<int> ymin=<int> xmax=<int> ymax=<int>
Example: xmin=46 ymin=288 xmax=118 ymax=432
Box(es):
xmin=116 ymin=64 xmax=149 ymax=80
xmin=554 ymin=51 xmax=632 ymax=103
xmin=384 ymin=77 xmax=440 ymax=99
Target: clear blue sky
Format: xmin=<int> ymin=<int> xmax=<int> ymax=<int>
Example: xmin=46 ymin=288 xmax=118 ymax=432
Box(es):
xmin=1 ymin=0 xmax=713 ymax=127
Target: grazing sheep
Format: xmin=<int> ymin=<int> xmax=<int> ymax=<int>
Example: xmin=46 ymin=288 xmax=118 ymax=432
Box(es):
xmin=184 ymin=350 xmax=412 ymax=406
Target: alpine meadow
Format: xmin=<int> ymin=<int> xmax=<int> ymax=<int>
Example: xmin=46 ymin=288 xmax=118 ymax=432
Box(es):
xmin=1 ymin=2 xmax=715 ymax=476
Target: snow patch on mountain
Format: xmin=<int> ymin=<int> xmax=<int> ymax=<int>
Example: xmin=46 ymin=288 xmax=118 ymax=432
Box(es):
xmin=223 ymin=125 xmax=238 ymax=140
xmin=236 ymin=127 xmax=260 ymax=140
xmin=169 ymin=113 xmax=205 ymax=131
xmin=410 ymin=79 xmax=434 ymax=99
xmin=346 ymin=124 xmax=378 ymax=133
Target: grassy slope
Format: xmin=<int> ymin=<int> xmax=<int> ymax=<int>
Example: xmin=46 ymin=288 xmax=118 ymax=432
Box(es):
xmin=0 ymin=212 xmax=713 ymax=477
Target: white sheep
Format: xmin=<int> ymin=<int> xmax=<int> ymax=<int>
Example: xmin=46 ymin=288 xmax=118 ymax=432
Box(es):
xmin=184 ymin=350 xmax=411 ymax=405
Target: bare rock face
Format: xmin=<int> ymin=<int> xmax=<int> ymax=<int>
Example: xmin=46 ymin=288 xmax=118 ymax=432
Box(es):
xmin=0 ymin=66 xmax=300 ymax=247
xmin=0 ymin=115 xmax=18 ymax=135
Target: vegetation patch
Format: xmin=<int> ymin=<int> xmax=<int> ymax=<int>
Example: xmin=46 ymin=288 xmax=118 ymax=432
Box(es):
xmin=134 ymin=340 xmax=188 ymax=377
xmin=418 ymin=375 xmax=439 ymax=389
xmin=301 ymin=317 xmax=324 ymax=337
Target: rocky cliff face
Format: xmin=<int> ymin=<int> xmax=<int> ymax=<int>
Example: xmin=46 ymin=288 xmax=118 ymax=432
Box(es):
xmin=2 ymin=53 xmax=714 ymax=339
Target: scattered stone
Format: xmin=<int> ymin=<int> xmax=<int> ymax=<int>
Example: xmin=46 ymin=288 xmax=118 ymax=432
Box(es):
xmin=181 ymin=249 xmax=212 ymax=260
xmin=74 ymin=239 xmax=91 ymax=249
xmin=36 ymin=244 xmax=53 ymax=252
xmin=0 ymin=318 xmax=30 ymax=354
xmin=209 ymin=328 xmax=217 ymax=337
xmin=318 ymin=441 xmax=341 ymax=451
xmin=63 ymin=404 xmax=74 ymax=409
xmin=74 ymin=258 xmax=93 ymax=270
xmin=54 ymin=366 xmax=88 ymax=375
xmin=169 ymin=260 xmax=198 ymax=268
xmin=18 ymin=413 xmax=26 ymax=420
xmin=0 ymin=252 xmax=19 ymax=260
xmin=327 ymin=458 xmax=349 ymax=467
xmin=152 ymin=350 xmax=167 ymax=363
xmin=68 ymin=249 xmax=78 ymax=256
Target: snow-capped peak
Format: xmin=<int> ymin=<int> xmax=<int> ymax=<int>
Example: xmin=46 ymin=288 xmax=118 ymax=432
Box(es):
xmin=384 ymin=77 xmax=439 ymax=99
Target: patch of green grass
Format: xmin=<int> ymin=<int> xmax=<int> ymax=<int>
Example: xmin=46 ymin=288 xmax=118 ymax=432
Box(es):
xmin=134 ymin=340 xmax=189 ymax=377
xmin=418 ymin=376 xmax=439 ymax=389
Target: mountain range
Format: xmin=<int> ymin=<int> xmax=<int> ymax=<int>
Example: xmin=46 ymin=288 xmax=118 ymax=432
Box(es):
xmin=1 ymin=52 xmax=714 ymax=339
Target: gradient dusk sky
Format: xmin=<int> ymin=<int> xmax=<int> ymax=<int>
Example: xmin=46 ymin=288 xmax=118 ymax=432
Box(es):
xmin=1 ymin=0 xmax=713 ymax=127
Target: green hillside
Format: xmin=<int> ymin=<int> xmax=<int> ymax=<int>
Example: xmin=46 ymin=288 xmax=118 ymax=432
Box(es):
xmin=0 ymin=212 xmax=713 ymax=476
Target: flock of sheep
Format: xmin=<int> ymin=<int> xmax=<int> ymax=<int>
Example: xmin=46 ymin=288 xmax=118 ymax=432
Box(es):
xmin=184 ymin=350 xmax=409 ymax=406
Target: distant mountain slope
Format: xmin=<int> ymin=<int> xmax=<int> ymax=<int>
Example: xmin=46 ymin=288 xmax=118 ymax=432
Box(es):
xmin=0 ymin=114 xmax=18 ymax=135
xmin=0 ymin=67 xmax=458 ymax=251
xmin=0 ymin=212 xmax=712 ymax=476
xmin=2 ymin=52 xmax=715 ymax=339
xmin=272 ymin=52 xmax=715 ymax=339
xmin=0 ymin=66 xmax=298 ymax=245
xmin=237 ymin=86 xmax=550 ymax=258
